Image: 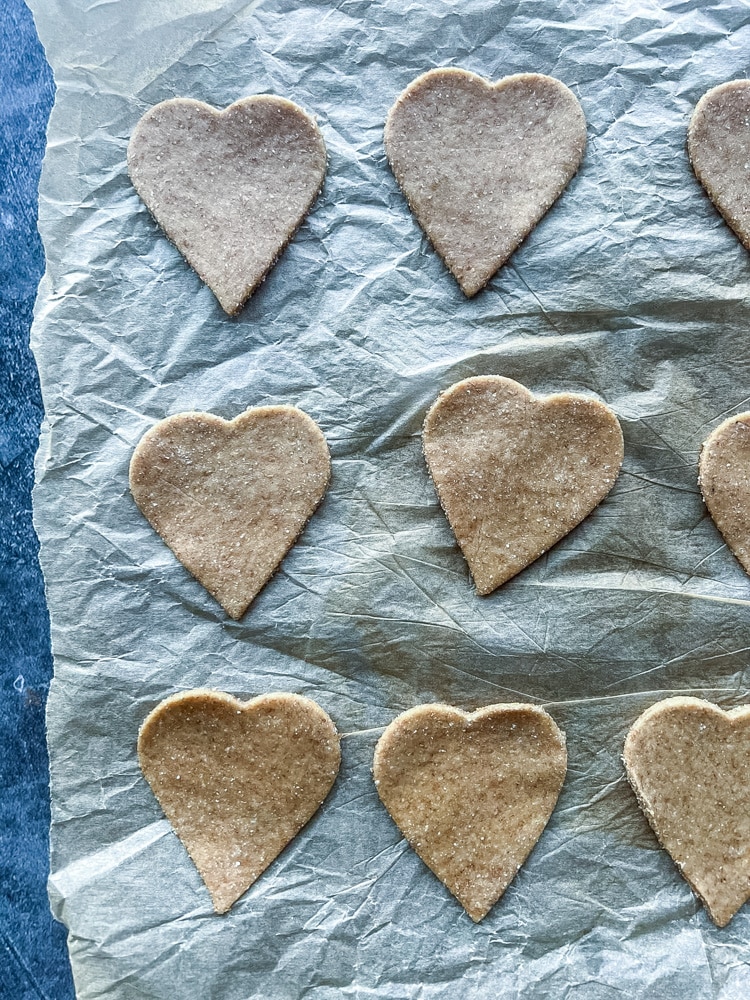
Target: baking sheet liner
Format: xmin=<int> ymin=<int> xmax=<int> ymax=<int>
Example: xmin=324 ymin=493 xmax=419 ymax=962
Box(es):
xmin=28 ymin=0 xmax=750 ymax=996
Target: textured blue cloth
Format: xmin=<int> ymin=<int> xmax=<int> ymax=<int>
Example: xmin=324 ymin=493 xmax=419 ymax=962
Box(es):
xmin=0 ymin=3 xmax=75 ymax=997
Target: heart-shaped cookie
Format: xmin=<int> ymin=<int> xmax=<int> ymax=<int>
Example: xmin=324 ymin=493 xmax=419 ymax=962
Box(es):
xmin=138 ymin=690 xmax=340 ymax=913
xmin=130 ymin=406 xmax=330 ymax=619
xmin=699 ymin=412 xmax=750 ymax=577
xmin=623 ymin=697 xmax=750 ymax=927
xmin=384 ymin=68 xmax=586 ymax=296
xmin=373 ymin=703 xmax=566 ymax=921
xmin=422 ymin=376 xmax=624 ymax=595
xmin=127 ymin=96 xmax=326 ymax=314
xmin=688 ymin=81 xmax=750 ymax=253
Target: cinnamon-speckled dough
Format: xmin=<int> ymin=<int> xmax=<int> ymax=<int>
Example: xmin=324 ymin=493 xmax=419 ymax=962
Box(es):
xmin=699 ymin=412 xmax=750 ymax=577
xmin=127 ymin=96 xmax=326 ymax=314
xmin=688 ymin=81 xmax=750 ymax=253
xmin=422 ymin=376 xmax=623 ymax=595
xmin=623 ymin=697 xmax=750 ymax=927
xmin=138 ymin=690 xmax=340 ymax=914
xmin=130 ymin=406 xmax=330 ymax=619
xmin=384 ymin=68 xmax=586 ymax=296
xmin=373 ymin=703 xmax=567 ymax=921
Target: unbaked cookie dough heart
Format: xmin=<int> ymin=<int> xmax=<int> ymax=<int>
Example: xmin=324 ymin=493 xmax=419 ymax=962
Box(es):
xmin=699 ymin=412 xmax=750 ymax=577
xmin=138 ymin=690 xmax=340 ymax=913
xmin=373 ymin=703 xmax=566 ymax=921
xmin=623 ymin=697 xmax=750 ymax=927
xmin=384 ymin=68 xmax=586 ymax=296
xmin=422 ymin=376 xmax=624 ymax=595
xmin=688 ymin=81 xmax=750 ymax=253
xmin=127 ymin=96 xmax=326 ymax=314
xmin=130 ymin=406 xmax=330 ymax=619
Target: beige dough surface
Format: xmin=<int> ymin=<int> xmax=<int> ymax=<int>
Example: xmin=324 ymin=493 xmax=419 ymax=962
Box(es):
xmin=623 ymin=697 xmax=750 ymax=928
xmin=127 ymin=96 xmax=326 ymax=314
xmin=129 ymin=406 xmax=330 ymax=619
xmin=384 ymin=68 xmax=586 ymax=296
xmin=422 ymin=375 xmax=624 ymax=595
xmin=373 ymin=703 xmax=567 ymax=922
xmin=699 ymin=412 xmax=750 ymax=577
xmin=688 ymin=80 xmax=750 ymax=252
xmin=138 ymin=689 xmax=341 ymax=914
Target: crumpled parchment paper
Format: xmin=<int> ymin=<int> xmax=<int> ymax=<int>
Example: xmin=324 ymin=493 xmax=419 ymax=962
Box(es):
xmin=28 ymin=0 xmax=750 ymax=996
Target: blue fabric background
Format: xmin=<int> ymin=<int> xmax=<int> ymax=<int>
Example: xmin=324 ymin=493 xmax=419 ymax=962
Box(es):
xmin=0 ymin=2 xmax=75 ymax=997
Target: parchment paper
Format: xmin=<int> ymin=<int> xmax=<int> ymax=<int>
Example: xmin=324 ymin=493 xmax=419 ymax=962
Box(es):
xmin=28 ymin=0 xmax=750 ymax=996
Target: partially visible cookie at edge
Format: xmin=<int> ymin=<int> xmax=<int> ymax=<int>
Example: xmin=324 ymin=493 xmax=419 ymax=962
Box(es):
xmin=688 ymin=81 xmax=750 ymax=253
xmin=698 ymin=413 xmax=750 ymax=573
xmin=623 ymin=696 xmax=750 ymax=927
xmin=699 ymin=411 xmax=750 ymax=577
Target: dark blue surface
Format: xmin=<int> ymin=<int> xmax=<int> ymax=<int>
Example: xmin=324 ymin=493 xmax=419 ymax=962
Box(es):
xmin=0 ymin=3 xmax=75 ymax=997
